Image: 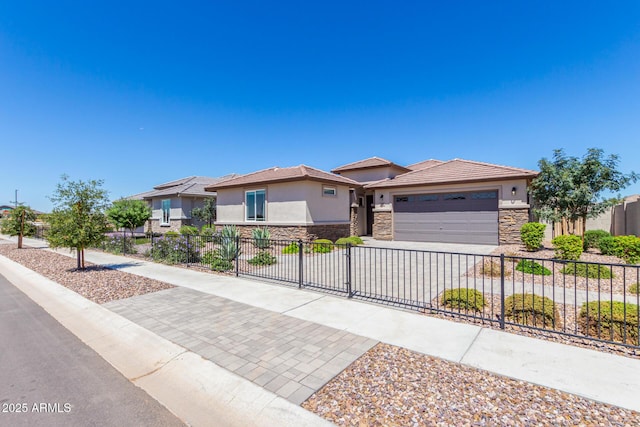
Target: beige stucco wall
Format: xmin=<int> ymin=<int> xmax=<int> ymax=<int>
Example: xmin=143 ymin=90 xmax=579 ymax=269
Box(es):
xmin=216 ymin=181 xmax=350 ymax=226
xmin=338 ymin=166 xmax=406 ymax=183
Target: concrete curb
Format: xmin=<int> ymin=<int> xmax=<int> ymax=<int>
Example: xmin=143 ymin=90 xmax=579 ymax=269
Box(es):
xmin=0 ymin=255 xmax=332 ymax=427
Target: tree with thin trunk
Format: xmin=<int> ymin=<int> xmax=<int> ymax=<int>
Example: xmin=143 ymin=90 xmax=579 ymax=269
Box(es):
xmin=0 ymin=205 xmax=37 ymax=248
xmin=106 ymin=199 xmax=152 ymax=238
xmin=46 ymin=175 xmax=111 ymax=270
xmin=191 ymin=197 xmax=217 ymax=227
xmin=530 ymin=148 xmax=638 ymax=239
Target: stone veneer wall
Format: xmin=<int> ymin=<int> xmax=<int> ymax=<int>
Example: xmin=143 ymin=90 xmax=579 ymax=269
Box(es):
xmin=499 ymin=208 xmax=529 ymax=244
xmin=372 ymin=211 xmax=392 ymax=240
xmin=150 ymin=219 xmax=187 ymax=234
xmin=349 ymin=206 xmax=359 ymax=236
xmin=230 ymin=224 xmax=350 ymax=242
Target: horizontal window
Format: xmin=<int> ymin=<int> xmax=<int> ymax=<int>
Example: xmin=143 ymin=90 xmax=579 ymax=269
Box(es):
xmin=323 ymin=186 xmax=337 ymax=196
xmin=444 ymin=193 xmax=466 ymax=200
xmin=472 ymin=191 xmax=497 ymax=200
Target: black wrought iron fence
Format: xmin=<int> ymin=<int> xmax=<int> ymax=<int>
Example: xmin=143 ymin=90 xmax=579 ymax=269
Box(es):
xmin=102 ymin=230 xmax=640 ymax=350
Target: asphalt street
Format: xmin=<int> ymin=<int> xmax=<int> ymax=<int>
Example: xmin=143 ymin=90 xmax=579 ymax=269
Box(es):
xmin=0 ymin=273 xmax=186 ymax=427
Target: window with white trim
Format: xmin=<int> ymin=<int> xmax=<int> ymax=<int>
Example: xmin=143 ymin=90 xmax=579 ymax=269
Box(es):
xmin=245 ymin=190 xmax=266 ymax=221
xmin=323 ymin=186 xmax=337 ymax=197
xmin=161 ymin=199 xmax=171 ymax=225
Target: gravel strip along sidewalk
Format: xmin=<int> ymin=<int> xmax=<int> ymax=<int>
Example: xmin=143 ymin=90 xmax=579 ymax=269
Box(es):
xmin=2 ymin=241 xmax=640 ymax=425
xmin=0 ymin=244 xmax=172 ymax=304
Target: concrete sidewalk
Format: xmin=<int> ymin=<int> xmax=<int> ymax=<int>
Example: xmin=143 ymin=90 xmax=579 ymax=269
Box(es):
xmin=2 ymin=235 xmax=640 ymax=422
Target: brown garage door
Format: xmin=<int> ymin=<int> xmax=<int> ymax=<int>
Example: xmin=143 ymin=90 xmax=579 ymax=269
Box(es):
xmin=393 ymin=191 xmax=498 ymax=245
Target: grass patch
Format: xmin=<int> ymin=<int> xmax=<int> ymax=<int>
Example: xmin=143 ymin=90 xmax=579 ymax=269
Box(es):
xmin=515 ymin=259 xmax=552 ymax=276
xmin=560 ymin=262 xmax=614 ymax=279
xmin=504 ymin=293 xmax=559 ymax=328
xmin=441 ymin=288 xmax=486 ymax=312
xmin=579 ymin=301 xmax=639 ymax=345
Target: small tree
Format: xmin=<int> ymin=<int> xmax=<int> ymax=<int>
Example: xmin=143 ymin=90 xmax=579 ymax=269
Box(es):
xmin=530 ymin=148 xmax=638 ymax=239
xmin=0 ymin=205 xmax=37 ymax=249
xmin=46 ymin=176 xmax=110 ymax=270
xmin=191 ymin=197 xmax=216 ymax=227
xmin=106 ymin=199 xmax=152 ymax=238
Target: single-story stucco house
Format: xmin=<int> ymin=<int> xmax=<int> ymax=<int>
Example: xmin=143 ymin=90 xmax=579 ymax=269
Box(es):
xmin=205 ymin=157 xmax=539 ymax=245
xmin=132 ymin=175 xmax=237 ymax=233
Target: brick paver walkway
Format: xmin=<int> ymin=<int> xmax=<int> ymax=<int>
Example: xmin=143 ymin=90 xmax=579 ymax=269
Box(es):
xmin=104 ymin=287 xmax=377 ymax=404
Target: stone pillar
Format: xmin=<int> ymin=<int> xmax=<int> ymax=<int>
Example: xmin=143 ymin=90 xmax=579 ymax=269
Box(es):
xmin=499 ymin=208 xmax=530 ymax=244
xmin=349 ymin=206 xmax=359 ymax=237
xmin=372 ymin=210 xmax=393 ymax=240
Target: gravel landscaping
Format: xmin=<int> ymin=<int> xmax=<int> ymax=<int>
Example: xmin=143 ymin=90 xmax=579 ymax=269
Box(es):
xmin=2 ymin=238 xmax=640 ymax=426
xmin=303 ymin=343 xmax=640 ymax=426
xmin=0 ymin=243 xmax=173 ymax=304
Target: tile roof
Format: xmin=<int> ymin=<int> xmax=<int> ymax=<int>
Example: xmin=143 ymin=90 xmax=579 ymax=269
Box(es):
xmin=205 ymin=165 xmax=362 ymax=190
xmin=132 ymin=175 xmax=238 ymax=199
xmin=331 ymin=157 xmax=411 ymax=173
xmin=366 ymin=159 xmax=538 ymax=189
xmin=405 ymin=159 xmax=445 ymax=171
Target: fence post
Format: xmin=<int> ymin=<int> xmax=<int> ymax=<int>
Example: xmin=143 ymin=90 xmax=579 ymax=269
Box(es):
xmin=500 ymin=253 xmax=505 ymax=329
xmin=298 ymin=239 xmax=303 ymax=289
xmin=346 ymin=243 xmax=352 ymax=297
xmin=235 ymin=235 xmax=240 ymax=277
xmin=186 ymin=234 xmax=191 ymax=267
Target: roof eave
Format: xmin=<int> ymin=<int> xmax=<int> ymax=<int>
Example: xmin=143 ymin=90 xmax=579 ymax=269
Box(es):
xmin=366 ymin=174 xmax=539 ymax=189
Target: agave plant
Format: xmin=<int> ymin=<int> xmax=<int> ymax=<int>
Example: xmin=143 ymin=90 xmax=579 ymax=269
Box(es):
xmin=219 ymin=225 xmax=241 ymax=261
xmin=252 ymin=227 xmax=271 ymax=249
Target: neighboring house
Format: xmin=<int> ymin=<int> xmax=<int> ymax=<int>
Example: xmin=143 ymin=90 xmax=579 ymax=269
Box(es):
xmin=206 ymin=157 xmax=539 ymax=245
xmin=204 ymin=165 xmax=360 ymax=241
xmin=0 ymin=205 xmax=14 ymax=218
xmin=131 ymin=175 xmax=237 ymax=233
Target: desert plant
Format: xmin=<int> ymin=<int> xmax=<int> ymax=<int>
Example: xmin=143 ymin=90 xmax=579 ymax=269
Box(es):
xmin=441 ymin=288 xmax=486 ymax=312
xmin=560 ymin=262 xmax=614 ymax=279
xmin=520 ymin=222 xmax=546 ymax=252
xmin=504 ymin=294 xmax=559 ymax=328
xmin=583 ymin=229 xmax=610 ymax=251
xmin=515 ymin=259 xmax=552 ymax=276
xmin=312 ymin=239 xmax=334 ymax=253
xmin=629 ymin=283 xmax=639 ymax=295
xmin=282 ymin=242 xmax=300 ymax=254
xmin=598 ymin=236 xmax=618 ymax=256
xmin=102 ymin=234 xmax=136 ymax=255
xmin=335 ymin=236 xmax=364 ymax=246
xmin=579 ymin=301 xmax=639 ymax=345
xmin=248 ymin=250 xmax=277 ymax=266
xmin=613 ymin=235 xmax=640 ymax=264
xmin=219 ymin=225 xmax=241 ymax=261
xmin=201 ymin=249 xmax=234 ymax=271
xmin=479 ymin=259 xmax=510 ymax=277
xmin=179 ymin=225 xmax=199 ymax=236
xmin=552 ymin=234 xmax=583 ymax=260
xmin=252 ymin=227 xmax=271 ymax=249
xmin=201 ymin=224 xmax=217 ymax=242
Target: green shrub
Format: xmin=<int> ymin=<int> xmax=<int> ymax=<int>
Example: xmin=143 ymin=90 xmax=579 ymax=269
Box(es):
xmin=579 ymin=301 xmax=639 ymax=345
xmin=613 ymin=235 xmax=640 ymax=264
xmin=201 ymin=225 xmax=217 ymax=242
xmin=629 ymin=283 xmax=639 ymax=294
xmin=201 ymin=249 xmax=234 ymax=271
xmin=560 ymin=262 xmax=614 ymax=279
xmin=248 ymin=250 xmax=277 ymax=266
xmin=520 ymin=222 xmax=546 ymax=252
xmin=165 ymin=231 xmax=180 ymax=237
xmin=252 ymin=227 xmax=271 ymax=249
xmin=441 ymin=288 xmax=486 ymax=312
xmin=515 ymin=259 xmax=551 ymax=276
xmin=102 ymin=234 xmax=136 ymax=255
xmin=312 ymin=239 xmax=334 ymax=253
xmin=179 ymin=225 xmax=199 ymax=236
xmin=504 ymin=294 xmax=559 ymax=328
xmin=598 ymin=236 xmax=618 ymax=256
xmin=583 ymin=230 xmax=610 ymax=251
xmin=282 ymin=242 xmax=300 ymax=254
xmin=335 ymin=236 xmax=364 ymax=246
xmin=150 ymin=234 xmax=200 ymax=264
xmin=552 ymin=235 xmax=583 ymax=260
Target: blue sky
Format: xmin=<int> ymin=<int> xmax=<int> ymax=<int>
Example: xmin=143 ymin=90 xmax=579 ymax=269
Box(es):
xmin=1 ymin=1 xmax=639 ymax=212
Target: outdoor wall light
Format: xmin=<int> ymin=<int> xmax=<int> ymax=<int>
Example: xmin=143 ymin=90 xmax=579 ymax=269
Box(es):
xmin=511 ymin=187 xmax=517 ymax=196
xmin=380 ymin=194 xmax=384 ymax=200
